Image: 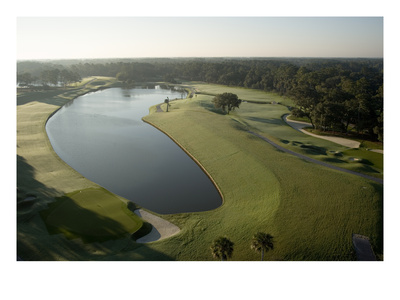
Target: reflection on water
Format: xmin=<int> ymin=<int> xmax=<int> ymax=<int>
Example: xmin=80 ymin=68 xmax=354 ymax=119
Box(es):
xmin=46 ymin=87 xmax=222 ymax=214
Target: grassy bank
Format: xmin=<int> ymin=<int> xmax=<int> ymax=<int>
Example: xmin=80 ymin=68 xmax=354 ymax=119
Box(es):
xmin=17 ymin=80 xmax=383 ymax=260
xmin=189 ymin=82 xmax=383 ymax=179
xmin=40 ymin=188 xmax=142 ymax=243
xmin=143 ymin=85 xmax=383 ymax=260
xmin=17 ymin=77 xmax=148 ymax=260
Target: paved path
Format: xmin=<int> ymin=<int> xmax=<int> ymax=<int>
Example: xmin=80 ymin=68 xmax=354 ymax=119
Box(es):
xmin=352 ymin=234 xmax=377 ymax=261
xmin=248 ymin=131 xmax=383 ymax=185
xmin=156 ymin=103 xmax=163 ymax=112
xmin=283 ymin=114 xmax=361 ymax=148
xmin=134 ymin=209 xmax=180 ymax=243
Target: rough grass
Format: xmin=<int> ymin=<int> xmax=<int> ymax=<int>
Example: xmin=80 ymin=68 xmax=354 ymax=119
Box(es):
xmin=190 ymin=82 xmax=294 ymax=105
xmin=231 ymin=102 xmax=383 ymax=179
xmin=17 ymin=80 xmax=383 ymax=261
xmin=40 ymin=188 xmax=143 ymax=243
xmin=143 ymin=93 xmax=383 ymax=260
xmin=17 ymin=77 xmax=149 ymax=259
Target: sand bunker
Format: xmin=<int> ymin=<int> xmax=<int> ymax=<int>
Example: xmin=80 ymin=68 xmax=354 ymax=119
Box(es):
xmin=134 ymin=209 xmax=180 ymax=243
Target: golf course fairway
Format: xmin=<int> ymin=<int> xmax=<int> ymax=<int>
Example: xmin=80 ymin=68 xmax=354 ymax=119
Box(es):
xmin=17 ymin=79 xmax=383 ymax=260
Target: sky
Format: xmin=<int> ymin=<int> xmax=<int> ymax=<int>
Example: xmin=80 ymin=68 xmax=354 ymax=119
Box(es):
xmin=17 ymin=17 xmax=383 ymax=60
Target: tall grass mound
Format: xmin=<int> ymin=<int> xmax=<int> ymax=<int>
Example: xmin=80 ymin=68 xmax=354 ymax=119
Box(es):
xmin=40 ymin=188 xmax=143 ymax=243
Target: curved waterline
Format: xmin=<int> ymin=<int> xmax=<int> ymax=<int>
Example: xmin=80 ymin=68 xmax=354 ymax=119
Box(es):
xmin=46 ymin=87 xmax=222 ymax=214
xmin=142 ymin=118 xmax=225 ymax=205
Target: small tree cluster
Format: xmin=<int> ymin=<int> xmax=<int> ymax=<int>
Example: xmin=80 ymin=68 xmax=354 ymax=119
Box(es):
xmin=211 ymin=232 xmax=274 ymax=261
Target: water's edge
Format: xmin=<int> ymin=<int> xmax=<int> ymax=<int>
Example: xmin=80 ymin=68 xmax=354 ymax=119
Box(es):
xmin=45 ymin=86 xmax=222 ymax=214
xmin=142 ymin=117 xmax=225 ymax=206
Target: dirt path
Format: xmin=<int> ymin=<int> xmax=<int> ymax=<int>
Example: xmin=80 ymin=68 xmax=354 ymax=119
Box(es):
xmin=134 ymin=209 xmax=180 ymax=243
xmin=248 ymin=130 xmax=383 ymax=184
xmin=283 ymin=114 xmax=361 ymax=148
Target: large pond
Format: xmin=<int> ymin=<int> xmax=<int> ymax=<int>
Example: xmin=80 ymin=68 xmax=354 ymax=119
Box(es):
xmin=46 ymin=87 xmax=222 ymax=214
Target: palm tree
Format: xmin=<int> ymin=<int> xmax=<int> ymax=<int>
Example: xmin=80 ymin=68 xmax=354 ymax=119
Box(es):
xmin=251 ymin=232 xmax=274 ymax=261
xmin=210 ymin=237 xmax=234 ymax=261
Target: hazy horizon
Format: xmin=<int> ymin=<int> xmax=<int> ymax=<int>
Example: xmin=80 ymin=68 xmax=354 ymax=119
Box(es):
xmin=17 ymin=17 xmax=383 ymax=60
xmin=17 ymin=55 xmax=384 ymax=62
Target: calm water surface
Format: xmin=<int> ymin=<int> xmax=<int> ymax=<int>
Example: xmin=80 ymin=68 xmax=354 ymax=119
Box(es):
xmin=46 ymin=87 xmax=222 ymax=214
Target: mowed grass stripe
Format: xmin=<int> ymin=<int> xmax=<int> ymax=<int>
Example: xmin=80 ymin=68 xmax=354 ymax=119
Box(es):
xmin=142 ymin=91 xmax=383 ymax=260
xmin=17 ymin=81 xmax=383 ymax=261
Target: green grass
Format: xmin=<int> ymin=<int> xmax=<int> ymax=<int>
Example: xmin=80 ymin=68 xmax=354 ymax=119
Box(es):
xmin=17 ymin=77 xmax=151 ymax=259
xmin=40 ymin=188 xmax=143 ymax=243
xmin=232 ymin=102 xmax=383 ymax=179
xmin=143 ymin=91 xmax=383 ymax=260
xmin=17 ymin=80 xmax=383 ymax=261
xmin=189 ymin=82 xmax=294 ymax=105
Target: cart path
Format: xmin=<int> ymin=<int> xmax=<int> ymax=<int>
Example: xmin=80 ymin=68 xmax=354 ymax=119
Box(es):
xmin=248 ymin=131 xmax=383 ymax=185
xmin=156 ymin=103 xmax=163 ymax=112
xmin=283 ymin=114 xmax=361 ymax=148
xmin=352 ymin=234 xmax=377 ymax=261
xmin=134 ymin=209 xmax=180 ymax=243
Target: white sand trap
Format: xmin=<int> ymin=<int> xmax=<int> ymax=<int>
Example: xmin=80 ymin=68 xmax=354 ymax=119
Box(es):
xmin=283 ymin=115 xmax=361 ymax=148
xmin=134 ymin=209 xmax=180 ymax=243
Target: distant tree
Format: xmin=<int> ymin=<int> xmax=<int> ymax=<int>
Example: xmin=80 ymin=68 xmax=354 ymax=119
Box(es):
xmin=59 ymin=69 xmax=81 ymax=87
xmin=290 ymin=70 xmax=321 ymax=128
xmin=17 ymin=72 xmax=34 ymax=86
xmin=210 ymin=237 xmax=234 ymax=261
xmin=373 ymin=111 xmax=383 ymax=142
xmin=16 ymin=58 xmax=383 ymax=139
xmin=116 ymin=71 xmax=129 ymax=82
xmin=212 ymin=92 xmax=241 ymax=114
xmin=163 ymin=74 xmax=177 ymax=83
xmin=251 ymin=232 xmax=274 ymax=261
xmin=274 ymin=64 xmax=298 ymax=95
xmin=41 ymin=68 xmax=60 ymax=86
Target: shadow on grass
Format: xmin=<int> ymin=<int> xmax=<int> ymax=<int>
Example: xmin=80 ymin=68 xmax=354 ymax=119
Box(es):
xmin=359 ymin=159 xmax=374 ymax=166
xmin=17 ymin=155 xmax=59 ymax=208
xmin=230 ymin=119 xmax=249 ymax=132
xmin=370 ymin=183 xmax=384 ymax=257
xmin=246 ymin=116 xmax=285 ymax=126
xmin=323 ymin=157 xmax=348 ymax=164
xmin=300 ymin=144 xmax=328 ymax=156
xmin=350 ymin=164 xmax=381 ymax=174
xmin=17 ymin=220 xmax=174 ymax=261
xmin=291 ymin=141 xmax=304 ymax=146
xmin=200 ymin=101 xmax=226 ymax=115
xmin=17 ymin=155 xmax=173 ymax=261
xmin=40 ymin=195 xmax=136 ymax=243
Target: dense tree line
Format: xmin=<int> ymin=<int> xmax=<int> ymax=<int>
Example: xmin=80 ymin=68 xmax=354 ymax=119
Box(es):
xmin=290 ymin=64 xmax=383 ymax=141
xmin=17 ymin=57 xmax=383 ymax=140
xmin=17 ymin=61 xmax=81 ymax=87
